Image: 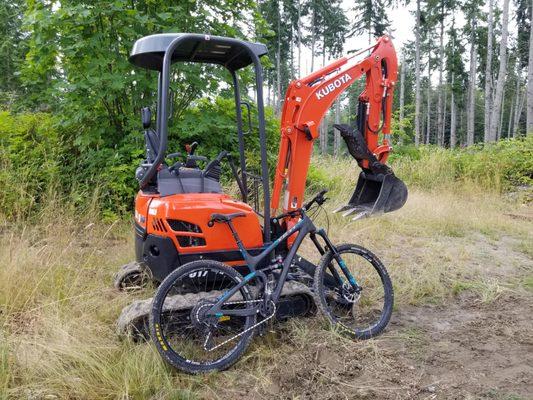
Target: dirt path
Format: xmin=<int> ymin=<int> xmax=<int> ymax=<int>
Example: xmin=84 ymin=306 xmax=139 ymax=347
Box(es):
xmin=214 ymin=232 xmax=533 ymax=400
xmin=248 ymin=292 xmax=533 ymax=400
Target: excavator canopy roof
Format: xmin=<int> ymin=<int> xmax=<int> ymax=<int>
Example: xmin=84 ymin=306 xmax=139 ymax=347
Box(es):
xmin=129 ymin=33 xmax=268 ymax=71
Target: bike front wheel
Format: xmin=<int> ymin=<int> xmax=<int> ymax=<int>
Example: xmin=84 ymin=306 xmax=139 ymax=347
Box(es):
xmin=313 ymin=244 xmax=394 ymax=339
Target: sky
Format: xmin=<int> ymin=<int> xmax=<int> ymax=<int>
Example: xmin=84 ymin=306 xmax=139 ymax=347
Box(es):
xmin=297 ymin=1 xmax=520 ymax=78
xmin=298 ymin=3 xmax=423 ymax=77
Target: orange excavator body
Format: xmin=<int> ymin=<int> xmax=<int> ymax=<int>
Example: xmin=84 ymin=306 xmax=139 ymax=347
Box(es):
xmin=134 ymin=191 xmax=263 ymax=281
xmin=127 ymin=34 xmax=406 ymax=285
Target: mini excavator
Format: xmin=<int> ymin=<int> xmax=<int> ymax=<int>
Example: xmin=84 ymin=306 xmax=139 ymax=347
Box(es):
xmin=115 ymin=33 xmax=407 ymax=337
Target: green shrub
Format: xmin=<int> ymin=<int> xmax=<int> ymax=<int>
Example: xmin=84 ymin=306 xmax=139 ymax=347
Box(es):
xmin=0 ymin=98 xmax=281 ymax=220
xmin=0 ymin=112 xmax=62 ymax=219
xmin=390 ymin=136 xmax=533 ymax=192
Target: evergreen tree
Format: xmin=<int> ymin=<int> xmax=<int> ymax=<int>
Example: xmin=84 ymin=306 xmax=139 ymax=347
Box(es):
xmin=445 ymin=18 xmax=467 ymax=147
xmin=351 ymin=0 xmax=392 ymax=43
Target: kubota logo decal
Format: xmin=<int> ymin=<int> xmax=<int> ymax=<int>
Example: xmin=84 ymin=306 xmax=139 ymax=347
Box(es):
xmin=315 ymin=73 xmax=352 ymax=100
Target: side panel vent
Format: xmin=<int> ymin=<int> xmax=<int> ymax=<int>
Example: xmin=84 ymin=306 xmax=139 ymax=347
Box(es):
xmin=177 ymin=236 xmax=207 ymax=247
xmin=152 ymin=217 xmax=167 ymax=233
xmin=167 ymin=219 xmax=202 ymax=233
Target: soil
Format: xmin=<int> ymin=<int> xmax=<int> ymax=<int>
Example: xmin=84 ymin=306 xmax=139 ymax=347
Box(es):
xmin=248 ymin=293 xmax=533 ymax=400
xmin=210 ymin=234 xmax=533 ymax=400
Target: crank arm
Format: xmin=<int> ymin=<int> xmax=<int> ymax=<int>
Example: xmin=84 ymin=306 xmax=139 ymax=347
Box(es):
xmin=206 ymin=306 xmax=259 ymax=318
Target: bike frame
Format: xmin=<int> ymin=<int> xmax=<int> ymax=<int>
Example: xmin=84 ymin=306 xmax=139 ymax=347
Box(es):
xmin=206 ymin=210 xmax=360 ymax=318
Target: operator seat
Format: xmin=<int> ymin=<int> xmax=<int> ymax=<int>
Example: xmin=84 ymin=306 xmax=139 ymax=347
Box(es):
xmin=157 ymin=153 xmax=223 ymax=197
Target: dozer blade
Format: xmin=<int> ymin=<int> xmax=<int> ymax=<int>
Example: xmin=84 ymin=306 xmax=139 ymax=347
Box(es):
xmin=334 ymin=171 xmax=408 ymax=220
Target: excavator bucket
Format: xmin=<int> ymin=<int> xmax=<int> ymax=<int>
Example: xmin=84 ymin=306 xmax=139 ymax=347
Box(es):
xmin=333 ymin=123 xmax=408 ymax=220
xmin=334 ymin=171 xmax=408 ymax=220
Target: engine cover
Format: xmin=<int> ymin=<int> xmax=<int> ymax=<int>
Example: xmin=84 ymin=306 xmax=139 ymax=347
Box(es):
xmin=134 ymin=192 xmax=264 ymax=281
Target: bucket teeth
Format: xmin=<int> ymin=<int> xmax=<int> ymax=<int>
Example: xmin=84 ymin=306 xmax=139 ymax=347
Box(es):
xmin=342 ymin=207 xmax=360 ymax=217
xmin=334 ymin=170 xmax=408 ymax=219
xmin=334 ymin=205 xmax=376 ymax=221
xmin=351 ymin=210 xmax=370 ymax=221
xmin=342 ymin=207 xmax=372 ymax=220
xmin=333 ymin=205 xmax=353 ymax=214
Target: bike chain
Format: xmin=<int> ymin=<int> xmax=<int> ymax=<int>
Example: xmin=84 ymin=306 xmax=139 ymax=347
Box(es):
xmin=200 ymin=299 xmax=277 ymax=352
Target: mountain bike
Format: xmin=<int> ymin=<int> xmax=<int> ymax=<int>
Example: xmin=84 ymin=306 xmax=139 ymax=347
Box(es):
xmin=150 ymin=190 xmax=394 ymax=373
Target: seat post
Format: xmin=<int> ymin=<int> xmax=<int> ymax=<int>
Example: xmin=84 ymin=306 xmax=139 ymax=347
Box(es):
xmin=226 ymin=221 xmax=246 ymax=254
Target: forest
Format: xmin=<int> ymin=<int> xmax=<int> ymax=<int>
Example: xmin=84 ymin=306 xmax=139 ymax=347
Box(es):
xmin=1 ymin=0 xmax=532 ymax=218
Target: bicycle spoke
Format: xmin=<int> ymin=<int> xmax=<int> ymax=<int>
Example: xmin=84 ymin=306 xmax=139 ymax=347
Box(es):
xmin=152 ymin=262 xmax=257 ymax=369
xmin=314 ymin=244 xmax=393 ymax=339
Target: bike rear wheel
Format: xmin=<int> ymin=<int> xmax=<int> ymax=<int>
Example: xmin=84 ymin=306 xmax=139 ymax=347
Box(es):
xmin=313 ymin=244 xmax=393 ymax=339
xmin=150 ymin=260 xmax=256 ymax=373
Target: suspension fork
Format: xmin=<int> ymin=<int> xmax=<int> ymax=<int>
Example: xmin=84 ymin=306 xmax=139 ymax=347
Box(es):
xmin=313 ymin=229 xmax=360 ymax=291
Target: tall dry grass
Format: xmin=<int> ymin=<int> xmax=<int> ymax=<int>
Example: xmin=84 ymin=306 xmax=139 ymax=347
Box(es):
xmin=1 ymin=156 xmax=531 ymax=399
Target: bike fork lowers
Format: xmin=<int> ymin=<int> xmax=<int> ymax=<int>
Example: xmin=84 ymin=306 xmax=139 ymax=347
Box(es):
xmin=312 ymin=229 xmax=361 ymax=291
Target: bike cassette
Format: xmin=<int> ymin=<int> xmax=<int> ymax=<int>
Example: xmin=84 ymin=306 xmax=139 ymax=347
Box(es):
xmin=191 ymin=298 xmax=219 ymax=329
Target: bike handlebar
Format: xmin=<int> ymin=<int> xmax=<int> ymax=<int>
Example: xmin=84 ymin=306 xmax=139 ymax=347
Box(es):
xmin=274 ymin=190 xmax=328 ymax=220
xmin=302 ymin=189 xmax=328 ymax=211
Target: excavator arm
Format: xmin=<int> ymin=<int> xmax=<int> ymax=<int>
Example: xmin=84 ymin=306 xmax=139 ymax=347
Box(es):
xmin=271 ymin=36 xmax=407 ymax=220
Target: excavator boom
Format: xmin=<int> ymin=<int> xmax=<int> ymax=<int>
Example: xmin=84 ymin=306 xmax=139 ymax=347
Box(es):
xmin=271 ymin=36 xmax=407 ymax=220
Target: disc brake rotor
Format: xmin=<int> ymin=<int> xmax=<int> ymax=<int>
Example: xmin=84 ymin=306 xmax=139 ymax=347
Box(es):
xmin=341 ymin=282 xmax=361 ymax=304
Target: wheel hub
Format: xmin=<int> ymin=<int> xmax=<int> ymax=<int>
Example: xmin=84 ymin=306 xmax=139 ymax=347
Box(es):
xmin=191 ymin=298 xmax=219 ymax=330
xmin=341 ymin=282 xmax=361 ymax=304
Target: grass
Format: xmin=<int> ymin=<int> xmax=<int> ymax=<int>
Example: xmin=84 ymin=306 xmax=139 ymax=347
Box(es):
xmin=1 ymin=156 xmax=532 ymax=399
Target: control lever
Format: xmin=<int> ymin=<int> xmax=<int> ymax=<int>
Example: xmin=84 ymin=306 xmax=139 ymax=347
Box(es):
xmin=141 ymin=107 xmax=151 ymax=129
xmin=186 ymin=142 xmax=199 ymax=155
xmin=203 ymin=151 xmax=229 ymax=175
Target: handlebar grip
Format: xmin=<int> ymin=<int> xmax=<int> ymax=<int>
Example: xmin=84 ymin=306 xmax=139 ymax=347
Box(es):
xmin=303 ymin=189 xmax=328 ymax=210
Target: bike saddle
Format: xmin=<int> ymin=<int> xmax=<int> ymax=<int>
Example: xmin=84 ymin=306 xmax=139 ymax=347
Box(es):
xmin=209 ymin=212 xmax=246 ymax=223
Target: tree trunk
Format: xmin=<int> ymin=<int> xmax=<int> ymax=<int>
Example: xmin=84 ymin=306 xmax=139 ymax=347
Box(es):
xmin=488 ymin=0 xmax=510 ymax=141
xmin=322 ymin=36 xmax=326 ymax=68
xmin=426 ymin=57 xmax=431 ymax=144
xmin=399 ymin=54 xmax=405 ymax=144
xmin=321 ymin=113 xmax=328 ymax=154
xmin=460 ymin=95 xmax=466 ymax=146
xmin=507 ymin=98 xmax=514 ymax=138
xmin=334 ymin=99 xmax=341 ymax=157
xmin=290 ymin=30 xmax=295 ymax=79
xmin=450 ymin=74 xmax=457 ymax=148
xmin=467 ymin=24 xmax=477 ymax=146
xmin=276 ymin=11 xmax=281 ymax=115
xmin=320 ymin=41 xmax=327 ymax=153
xmin=513 ymin=80 xmax=525 ymax=137
xmin=414 ymin=0 xmax=422 ymax=145
xmin=442 ymin=85 xmax=447 ymax=146
xmin=437 ymin=3 xmax=445 ymax=146
xmin=484 ymin=0 xmax=494 ymax=142
xmin=297 ymin=0 xmax=302 ymax=77
xmin=267 ymin=76 xmax=271 ymax=107
xmin=497 ymin=94 xmax=505 ymax=140
xmin=310 ymin=9 xmax=316 ymax=72
xmin=526 ymin=1 xmax=533 ymax=135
